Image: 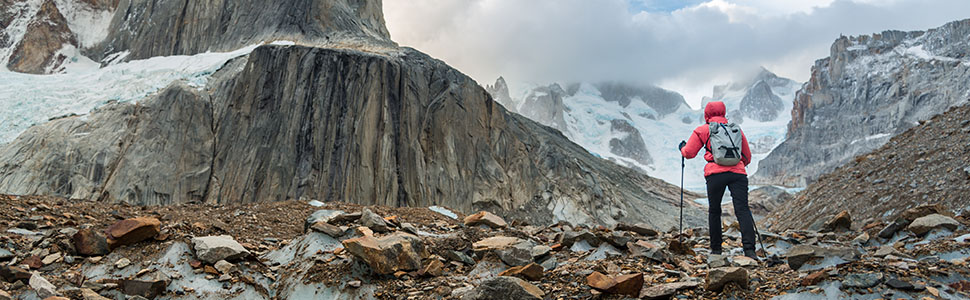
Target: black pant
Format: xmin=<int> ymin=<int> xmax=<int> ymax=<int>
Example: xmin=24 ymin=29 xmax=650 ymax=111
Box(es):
xmin=706 ymin=172 xmax=756 ymax=254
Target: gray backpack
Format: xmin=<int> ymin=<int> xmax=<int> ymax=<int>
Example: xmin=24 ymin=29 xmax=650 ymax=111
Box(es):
xmin=707 ymin=122 xmax=744 ymax=166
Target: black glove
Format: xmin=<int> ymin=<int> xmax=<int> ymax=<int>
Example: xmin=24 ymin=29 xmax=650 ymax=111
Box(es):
xmin=678 ymin=140 xmax=687 ymax=150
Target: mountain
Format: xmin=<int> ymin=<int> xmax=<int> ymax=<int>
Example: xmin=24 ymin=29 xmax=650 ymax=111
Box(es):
xmin=494 ymin=70 xmax=799 ymax=193
xmin=755 ymin=19 xmax=970 ymax=187
xmin=765 ymin=103 xmax=970 ymax=231
xmin=0 ymin=0 xmax=392 ymax=73
xmin=0 ymin=0 xmax=704 ymax=229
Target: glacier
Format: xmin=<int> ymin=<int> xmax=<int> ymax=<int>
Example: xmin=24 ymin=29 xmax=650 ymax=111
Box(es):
xmin=0 ymin=44 xmax=259 ymax=144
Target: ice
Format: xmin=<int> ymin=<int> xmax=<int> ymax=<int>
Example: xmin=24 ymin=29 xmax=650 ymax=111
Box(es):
xmin=263 ymin=232 xmax=342 ymax=266
xmin=770 ymin=281 xmax=845 ymax=300
xmin=307 ymin=200 xmax=325 ymax=207
xmin=270 ymin=40 xmax=297 ymax=46
xmin=585 ymin=243 xmax=622 ymax=260
xmin=429 ymin=206 xmax=458 ymax=219
xmin=0 ymin=44 xmax=259 ymax=144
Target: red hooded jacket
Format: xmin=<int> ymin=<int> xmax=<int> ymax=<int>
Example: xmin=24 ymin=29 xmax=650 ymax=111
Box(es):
xmin=681 ymin=101 xmax=752 ymax=177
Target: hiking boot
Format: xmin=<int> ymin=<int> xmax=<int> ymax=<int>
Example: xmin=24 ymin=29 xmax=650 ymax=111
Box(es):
xmin=743 ymin=250 xmax=759 ymax=260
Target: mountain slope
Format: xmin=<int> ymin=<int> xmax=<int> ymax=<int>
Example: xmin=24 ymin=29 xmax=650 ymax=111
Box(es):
xmin=0 ymin=1 xmax=704 ymax=229
xmin=766 ymin=103 xmax=970 ymax=230
xmin=755 ymin=19 xmax=970 ymax=187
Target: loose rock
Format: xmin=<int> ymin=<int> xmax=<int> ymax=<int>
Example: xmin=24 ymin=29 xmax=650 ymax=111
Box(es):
xmin=342 ymin=232 xmax=427 ymax=274
xmin=73 ymin=229 xmax=110 ymax=256
xmin=191 ymin=235 xmax=251 ymax=264
xmin=705 ymin=267 xmax=748 ymax=292
xmin=498 ymin=263 xmax=544 ymax=281
xmin=105 ymin=217 xmax=161 ymax=248
xmin=820 ymin=210 xmax=852 ymax=232
xmin=360 ymin=208 xmax=390 ymax=233
xmin=906 ymin=214 xmax=959 ymax=235
xmin=461 ymin=276 xmax=544 ymax=300
xmin=463 ymin=211 xmax=508 ymax=228
xmin=121 ymin=278 xmax=168 ymax=299
xmin=30 ymin=273 xmax=57 ymax=299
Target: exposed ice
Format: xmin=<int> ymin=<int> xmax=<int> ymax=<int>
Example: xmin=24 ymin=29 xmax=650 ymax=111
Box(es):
xmin=0 ymin=44 xmax=259 ymax=144
xmin=429 ymin=206 xmax=458 ymax=219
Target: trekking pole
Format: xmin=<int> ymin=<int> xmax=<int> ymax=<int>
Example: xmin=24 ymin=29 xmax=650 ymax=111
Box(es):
xmin=679 ymin=156 xmax=685 ymax=243
xmin=751 ymin=218 xmax=767 ymax=259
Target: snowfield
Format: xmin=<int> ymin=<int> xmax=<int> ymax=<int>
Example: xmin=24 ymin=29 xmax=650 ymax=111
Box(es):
xmin=0 ymin=45 xmax=259 ymax=144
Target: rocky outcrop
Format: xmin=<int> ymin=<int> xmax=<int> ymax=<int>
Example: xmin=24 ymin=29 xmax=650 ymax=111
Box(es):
xmin=517 ymin=83 xmax=569 ymax=133
xmin=0 ymin=44 xmax=702 ymax=229
xmin=766 ymin=104 xmax=970 ymax=231
xmin=756 ymin=19 xmax=970 ymax=187
xmin=1 ymin=0 xmax=392 ymax=73
xmin=92 ymin=0 xmax=392 ymax=62
xmin=6 ymin=0 xmax=77 ymax=73
xmin=607 ymin=119 xmax=652 ymax=166
xmin=485 ymin=77 xmax=516 ymax=113
xmin=739 ymin=81 xmax=784 ymax=122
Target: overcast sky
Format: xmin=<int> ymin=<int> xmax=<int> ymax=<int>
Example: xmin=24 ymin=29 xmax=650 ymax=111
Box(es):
xmin=383 ymin=0 xmax=970 ymax=108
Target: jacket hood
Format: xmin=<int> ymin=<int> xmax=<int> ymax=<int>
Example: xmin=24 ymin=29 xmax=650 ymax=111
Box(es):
xmin=704 ymin=101 xmax=726 ymax=122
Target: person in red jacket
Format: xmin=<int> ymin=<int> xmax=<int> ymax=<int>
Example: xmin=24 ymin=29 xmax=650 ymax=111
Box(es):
xmin=679 ymin=101 xmax=757 ymax=259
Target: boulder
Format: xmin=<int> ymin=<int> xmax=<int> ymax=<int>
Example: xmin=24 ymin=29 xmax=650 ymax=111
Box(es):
xmin=560 ymin=230 xmax=598 ymax=247
xmin=360 ymin=208 xmax=390 ymax=233
xmin=309 ymin=222 xmax=345 ymax=237
xmin=73 ymin=229 xmax=110 ymax=256
xmin=611 ymin=273 xmax=645 ymax=296
xmin=0 ymin=265 xmax=31 ymax=283
xmin=880 ymin=204 xmax=950 ymax=238
xmin=705 ymin=267 xmax=748 ymax=292
xmin=498 ymin=263 xmax=543 ymax=281
xmin=628 ymin=240 xmax=667 ymax=262
xmin=615 ymin=223 xmax=659 ymax=237
xmin=342 ymin=232 xmax=427 ymax=275
xmin=841 ymin=273 xmax=883 ymax=289
xmin=472 ymin=236 xmax=534 ymax=266
xmin=105 ymin=217 xmax=161 ymax=248
xmin=906 ymin=214 xmax=959 ymax=235
xmin=463 ymin=211 xmax=507 ymax=228
xmin=640 ymin=281 xmax=701 ymax=299
xmin=461 ymin=276 xmax=544 ymax=300
xmin=785 ymin=245 xmax=858 ymax=270
xmin=303 ymin=210 xmax=344 ymax=232
xmin=191 ymin=235 xmax=251 ymax=264
xmin=820 ymin=210 xmax=851 ymax=232
xmin=121 ymin=278 xmax=168 ymax=299
xmin=30 ymin=273 xmax=57 ymax=299
xmin=586 ymin=271 xmax=616 ymax=291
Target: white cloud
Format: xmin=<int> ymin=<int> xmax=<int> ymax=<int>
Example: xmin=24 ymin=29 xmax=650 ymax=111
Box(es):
xmin=384 ymin=0 xmax=970 ymax=107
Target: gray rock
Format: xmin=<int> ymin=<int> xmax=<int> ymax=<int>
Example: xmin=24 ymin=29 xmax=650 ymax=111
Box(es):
xmin=460 ymin=276 xmax=544 ymax=300
xmin=444 ymin=250 xmax=476 ymax=265
xmin=841 ymin=273 xmax=883 ymax=289
xmin=213 ymin=260 xmax=234 ymax=274
xmin=785 ymin=245 xmax=859 ymax=270
xmin=304 ymin=210 xmax=345 ymax=231
xmin=739 ymin=80 xmax=784 ymax=122
xmin=360 ymin=208 xmax=390 ymax=233
xmin=707 ymin=254 xmax=729 ymax=268
xmin=29 ymin=272 xmax=57 ymax=299
xmin=400 ymin=223 xmax=418 ymax=235
xmin=886 ymin=278 xmax=914 ymax=290
xmin=585 ymin=243 xmax=622 ymax=261
xmin=705 ymin=267 xmax=748 ymax=292
xmin=641 ymin=280 xmax=701 ymax=299
xmin=608 ymin=119 xmax=653 ymax=166
xmin=539 ymin=256 xmax=557 ymax=271
xmin=531 ymin=245 xmax=552 ymax=258
xmin=906 ymin=214 xmax=959 ymax=235
xmin=615 ymin=223 xmax=660 ymax=237
xmin=0 ymin=248 xmax=13 ymax=260
xmin=309 ymin=222 xmax=345 ymax=238
xmin=560 ymin=230 xmax=598 ymax=247
xmin=191 ymin=235 xmax=251 ymax=264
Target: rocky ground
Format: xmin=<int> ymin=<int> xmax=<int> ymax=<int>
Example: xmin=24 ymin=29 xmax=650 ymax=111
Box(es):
xmin=0 ymin=195 xmax=969 ymax=300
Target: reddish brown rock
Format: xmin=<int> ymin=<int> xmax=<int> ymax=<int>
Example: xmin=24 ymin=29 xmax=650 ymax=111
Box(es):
xmin=418 ymin=259 xmax=444 ymax=277
xmin=498 ymin=263 xmax=544 ymax=281
xmin=801 ymin=270 xmax=829 ymax=286
xmin=22 ymin=255 xmax=43 ymax=269
xmin=105 ymin=217 xmax=161 ymax=248
xmin=0 ymin=265 xmax=31 ymax=283
xmin=342 ymin=233 xmax=427 ymax=275
xmin=121 ymin=279 xmax=168 ymax=299
xmin=73 ymin=228 xmax=110 ymax=256
xmin=586 ymin=271 xmax=616 ymax=291
xmin=612 ymin=273 xmax=644 ymax=296
xmin=821 ymin=210 xmax=852 ymax=232
xmin=463 ymin=211 xmax=507 ymax=228
xmin=6 ymin=0 xmax=77 ymax=74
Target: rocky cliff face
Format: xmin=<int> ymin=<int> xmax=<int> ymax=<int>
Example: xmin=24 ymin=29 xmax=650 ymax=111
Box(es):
xmin=702 ymin=68 xmax=798 ymax=124
xmin=738 ymin=81 xmax=784 ymax=122
xmin=0 ymin=0 xmax=392 ymax=74
xmin=766 ymin=103 xmax=970 ymax=231
xmin=755 ymin=19 xmax=970 ymax=187
xmin=0 ymin=44 xmax=704 ymax=229
xmin=517 ymin=83 xmax=569 ymax=133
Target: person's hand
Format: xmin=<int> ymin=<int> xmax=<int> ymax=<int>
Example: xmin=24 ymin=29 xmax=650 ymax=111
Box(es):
xmin=678 ymin=140 xmax=687 ymax=150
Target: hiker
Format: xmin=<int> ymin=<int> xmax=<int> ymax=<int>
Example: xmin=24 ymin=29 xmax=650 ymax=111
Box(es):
xmin=678 ymin=101 xmax=757 ymax=259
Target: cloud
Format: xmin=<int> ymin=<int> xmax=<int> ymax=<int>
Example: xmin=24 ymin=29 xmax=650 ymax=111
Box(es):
xmin=383 ymin=0 xmax=970 ymax=107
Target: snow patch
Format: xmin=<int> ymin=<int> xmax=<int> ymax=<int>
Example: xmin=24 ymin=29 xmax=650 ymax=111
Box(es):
xmin=428 ymin=206 xmax=458 ymax=219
